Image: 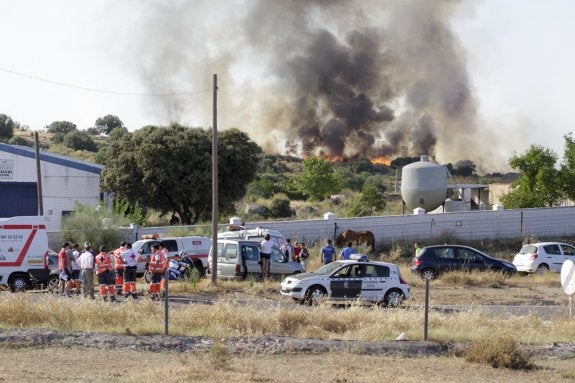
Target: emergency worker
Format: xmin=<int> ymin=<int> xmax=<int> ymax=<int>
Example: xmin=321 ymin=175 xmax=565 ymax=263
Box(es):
xmin=95 ymin=245 xmax=117 ymax=302
xmin=58 ymin=242 xmax=72 ymax=297
xmin=120 ymin=242 xmax=141 ymax=299
xmin=113 ymin=242 xmax=127 ymax=296
xmin=158 ymin=242 xmax=170 ymax=295
xmin=148 ymin=243 xmax=166 ymax=300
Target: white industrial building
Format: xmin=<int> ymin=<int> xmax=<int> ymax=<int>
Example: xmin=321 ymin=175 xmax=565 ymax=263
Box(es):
xmin=0 ymin=143 xmax=103 ymax=231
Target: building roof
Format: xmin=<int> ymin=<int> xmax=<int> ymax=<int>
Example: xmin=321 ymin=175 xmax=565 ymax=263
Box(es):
xmin=0 ymin=143 xmax=103 ymax=175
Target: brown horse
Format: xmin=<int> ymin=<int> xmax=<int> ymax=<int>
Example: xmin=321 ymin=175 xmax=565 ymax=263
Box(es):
xmin=335 ymin=229 xmax=375 ymax=249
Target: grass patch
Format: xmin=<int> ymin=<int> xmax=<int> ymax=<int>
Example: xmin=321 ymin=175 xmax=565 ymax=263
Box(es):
xmin=465 ymin=336 xmax=535 ymax=370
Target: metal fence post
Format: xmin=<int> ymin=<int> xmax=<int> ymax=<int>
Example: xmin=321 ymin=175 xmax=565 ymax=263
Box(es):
xmin=164 ymin=267 xmax=169 ymax=336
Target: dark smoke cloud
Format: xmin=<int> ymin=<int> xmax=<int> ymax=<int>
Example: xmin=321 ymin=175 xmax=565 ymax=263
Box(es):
xmin=117 ymin=0 xmax=480 ymax=164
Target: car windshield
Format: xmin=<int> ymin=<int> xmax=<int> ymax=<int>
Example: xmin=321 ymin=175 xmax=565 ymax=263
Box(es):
xmin=312 ymin=262 xmax=345 ymax=275
xmin=519 ymin=245 xmax=537 ymax=254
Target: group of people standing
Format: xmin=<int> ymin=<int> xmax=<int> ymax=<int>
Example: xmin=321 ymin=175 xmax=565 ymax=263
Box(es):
xmin=57 ymin=240 xmax=170 ymax=302
xmin=277 ymin=237 xmax=358 ymax=271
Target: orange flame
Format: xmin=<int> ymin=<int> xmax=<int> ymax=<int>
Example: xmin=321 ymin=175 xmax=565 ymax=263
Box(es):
xmin=370 ymin=156 xmax=392 ymax=166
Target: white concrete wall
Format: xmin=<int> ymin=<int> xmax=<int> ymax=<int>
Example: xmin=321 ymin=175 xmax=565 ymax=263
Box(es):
xmin=75 ymin=206 xmax=575 ymax=252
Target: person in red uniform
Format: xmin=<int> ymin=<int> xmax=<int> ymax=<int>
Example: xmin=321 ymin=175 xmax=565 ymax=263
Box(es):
xmin=58 ymin=242 xmax=72 ymax=297
xmin=95 ymin=245 xmax=116 ymax=302
xmin=113 ymin=242 xmax=126 ymax=296
xmin=148 ymin=243 xmax=166 ymax=300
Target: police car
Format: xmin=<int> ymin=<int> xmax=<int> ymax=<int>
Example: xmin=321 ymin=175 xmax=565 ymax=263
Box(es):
xmin=280 ymin=255 xmax=410 ymax=307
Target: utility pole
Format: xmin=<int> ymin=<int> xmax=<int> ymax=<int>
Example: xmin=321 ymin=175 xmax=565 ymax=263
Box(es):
xmin=34 ymin=132 xmax=44 ymax=215
xmin=211 ymin=74 xmax=218 ymax=286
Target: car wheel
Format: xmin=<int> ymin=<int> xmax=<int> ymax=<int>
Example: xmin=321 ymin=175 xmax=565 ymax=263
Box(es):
xmin=305 ymin=285 xmax=327 ymax=306
xmin=383 ymin=289 xmax=405 ymax=308
xmin=536 ymin=264 xmax=549 ymax=275
xmin=10 ymin=275 xmax=29 ymax=292
xmin=421 ymin=268 xmax=436 ymax=280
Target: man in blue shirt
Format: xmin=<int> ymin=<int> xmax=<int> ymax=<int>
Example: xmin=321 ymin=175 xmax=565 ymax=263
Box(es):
xmin=321 ymin=239 xmax=336 ymax=265
xmin=340 ymin=241 xmax=357 ymax=260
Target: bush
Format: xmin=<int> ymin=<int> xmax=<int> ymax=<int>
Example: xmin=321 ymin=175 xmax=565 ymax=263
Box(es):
xmin=63 ymin=130 xmax=98 ymax=152
xmin=269 ymin=198 xmax=292 ymax=218
xmin=465 ymin=336 xmax=535 ymax=370
xmin=8 ymin=136 xmax=30 ymax=146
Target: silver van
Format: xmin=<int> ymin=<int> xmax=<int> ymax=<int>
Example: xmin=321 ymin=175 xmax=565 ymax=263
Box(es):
xmin=208 ymin=239 xmax=304 ymax=280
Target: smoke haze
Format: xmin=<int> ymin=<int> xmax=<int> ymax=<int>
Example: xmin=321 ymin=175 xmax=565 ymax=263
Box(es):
xmin=113 ymin=0 xmax=496 ymax=167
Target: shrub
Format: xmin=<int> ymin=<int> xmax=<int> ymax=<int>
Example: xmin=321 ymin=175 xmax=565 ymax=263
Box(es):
xmin=269 ymin=198 xmax=292 ymax=218
xmin=63 ymin=130 xmax=98 ymax=152
xmin=8 ymin=136 xmax=30 ymax=146
xmin=465 ymin=336 xmax=535 ymax=370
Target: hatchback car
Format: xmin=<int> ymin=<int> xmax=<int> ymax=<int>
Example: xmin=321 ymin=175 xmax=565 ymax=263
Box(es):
xmin=512 ymin=242 xmax=575 ymax=274
xmin=411 ymin=245 xmax=516 ymax=279
xmin=280 ymin=259 xmax=410 ymax=307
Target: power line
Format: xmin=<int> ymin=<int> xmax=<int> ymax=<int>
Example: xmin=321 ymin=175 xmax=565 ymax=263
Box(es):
xmin=0 ymin=66 xmax=211 ymax=97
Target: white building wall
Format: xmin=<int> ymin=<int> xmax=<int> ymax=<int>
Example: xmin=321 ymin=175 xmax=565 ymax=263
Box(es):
xmin=1 ymin=148 xmax=101 ymax=231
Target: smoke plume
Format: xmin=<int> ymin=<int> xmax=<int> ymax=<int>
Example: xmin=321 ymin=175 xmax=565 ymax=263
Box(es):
xmin=116 ymin=0 xmax=483 ymax=164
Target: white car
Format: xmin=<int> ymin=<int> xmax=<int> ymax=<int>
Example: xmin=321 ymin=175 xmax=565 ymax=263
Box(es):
xmin=280 ymin=258 xmax=410 ymax=307
xmin=512 ymin=242 xmax=575 ymax=274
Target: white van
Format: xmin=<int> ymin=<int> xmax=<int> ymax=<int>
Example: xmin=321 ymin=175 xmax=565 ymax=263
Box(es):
xmin=0 ymin=216 xmax=51 ymax=291
xmin=217 ymin=226 xmax=285 ymax=249
xmin=131 ymin=235 xmax=212 ymax=277
xmin=208 ymin=239 xmax=304 ymax=280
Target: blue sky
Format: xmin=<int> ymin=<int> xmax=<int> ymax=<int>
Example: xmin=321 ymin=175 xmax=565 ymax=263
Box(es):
xmin=0 ymin=1 xmax=574 ymax=170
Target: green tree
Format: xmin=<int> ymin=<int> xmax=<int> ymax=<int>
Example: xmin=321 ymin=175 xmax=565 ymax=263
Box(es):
xmin=46 ymin=121 xmax=77 ymax=135
xmin=62 ymin=203 xmax=129 ymax=250
xmin=102 ymin=124 xmax=260 ymax=224
xmin=0 ymin=114 xmax=15 ymax=140
xmin=63 ymin=130 xmax=98 ymax=151
xmin=360 ymin=184 xmax=386 ymax=214
xmin=560 ymin=133 xmax=575 ymax=201
xmin=295 ymin=157 xmax=340 ymax=201
xmin=95 ymin=115 xmax=124 ymax=135
xmin=500 ymin=145 xmax=563 ymax=208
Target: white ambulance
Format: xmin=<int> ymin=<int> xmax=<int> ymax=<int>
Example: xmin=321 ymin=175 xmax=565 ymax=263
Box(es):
xmin=0 ymin=216 xmax=51 ymax=291
xmin=217 ymin=226 xmax=285 ymax=249
xmin=131 ymin=234 xmax=212 ymax=277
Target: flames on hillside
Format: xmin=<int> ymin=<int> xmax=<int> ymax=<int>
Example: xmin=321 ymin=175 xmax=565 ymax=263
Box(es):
xmin=308 ymin=154 xmax=392 ymax=167
xmin=370 ymin=156 xmax=392 ymax=167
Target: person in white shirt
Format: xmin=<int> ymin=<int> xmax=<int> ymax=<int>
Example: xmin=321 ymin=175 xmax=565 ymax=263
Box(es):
xmin=77 ymin=245 xmax=95 ymax=299
xmin=260 ymin=234 xmax=273 ymax=280
xmin=120 ymin=242 xmax=141 ymax=299
xmin=70 ymin=243 xmax=82 ymax=294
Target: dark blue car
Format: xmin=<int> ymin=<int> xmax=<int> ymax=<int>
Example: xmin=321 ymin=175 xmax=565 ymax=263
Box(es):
xmin=411 ymin=244 xmax=516 ymax=279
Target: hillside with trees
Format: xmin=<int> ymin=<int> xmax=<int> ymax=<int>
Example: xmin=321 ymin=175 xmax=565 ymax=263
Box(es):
xmin=2 ymin=111 xmax=574 ymax=227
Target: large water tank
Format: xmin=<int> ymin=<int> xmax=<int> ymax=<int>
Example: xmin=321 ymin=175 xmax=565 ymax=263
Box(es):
xmin=400 ymin=155 xmax=448 ymax=211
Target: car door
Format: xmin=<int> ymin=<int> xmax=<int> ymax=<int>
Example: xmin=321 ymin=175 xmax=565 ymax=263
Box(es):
xmin=269 ymin=247 xmax=294 ymax=277
xmin=329 ymin=265 xmax=362 ymax=300
xmin=560 ymin=244 xmax=575 ymax=269
xmin=542 ymin=244 xmax=563 ymax=272
xmin=240 ymin=243 xmax=261 ymax=277
xmin=457 ymin=248 xmax=489 ymax=272
xmin=432 ymin=246 xmax=461 ymax=273
xmin=360 ymin=264 xmax=390 ymax=303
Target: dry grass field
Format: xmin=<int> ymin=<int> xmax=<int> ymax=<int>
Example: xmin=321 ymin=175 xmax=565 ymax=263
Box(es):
xmin=0 ymin=269 xmax=574 ymax=382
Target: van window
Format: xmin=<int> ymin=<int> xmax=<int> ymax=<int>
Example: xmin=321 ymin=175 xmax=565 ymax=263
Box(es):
xmin=216 ymin=243 xmax=224 ymax=257
xmin=163 ymin=240 xmax=178 ymax=253
xmin=242 ymin=245 xmax=259 ymax=261
xmin=223 ymin=243 xmax=238 ymax=259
